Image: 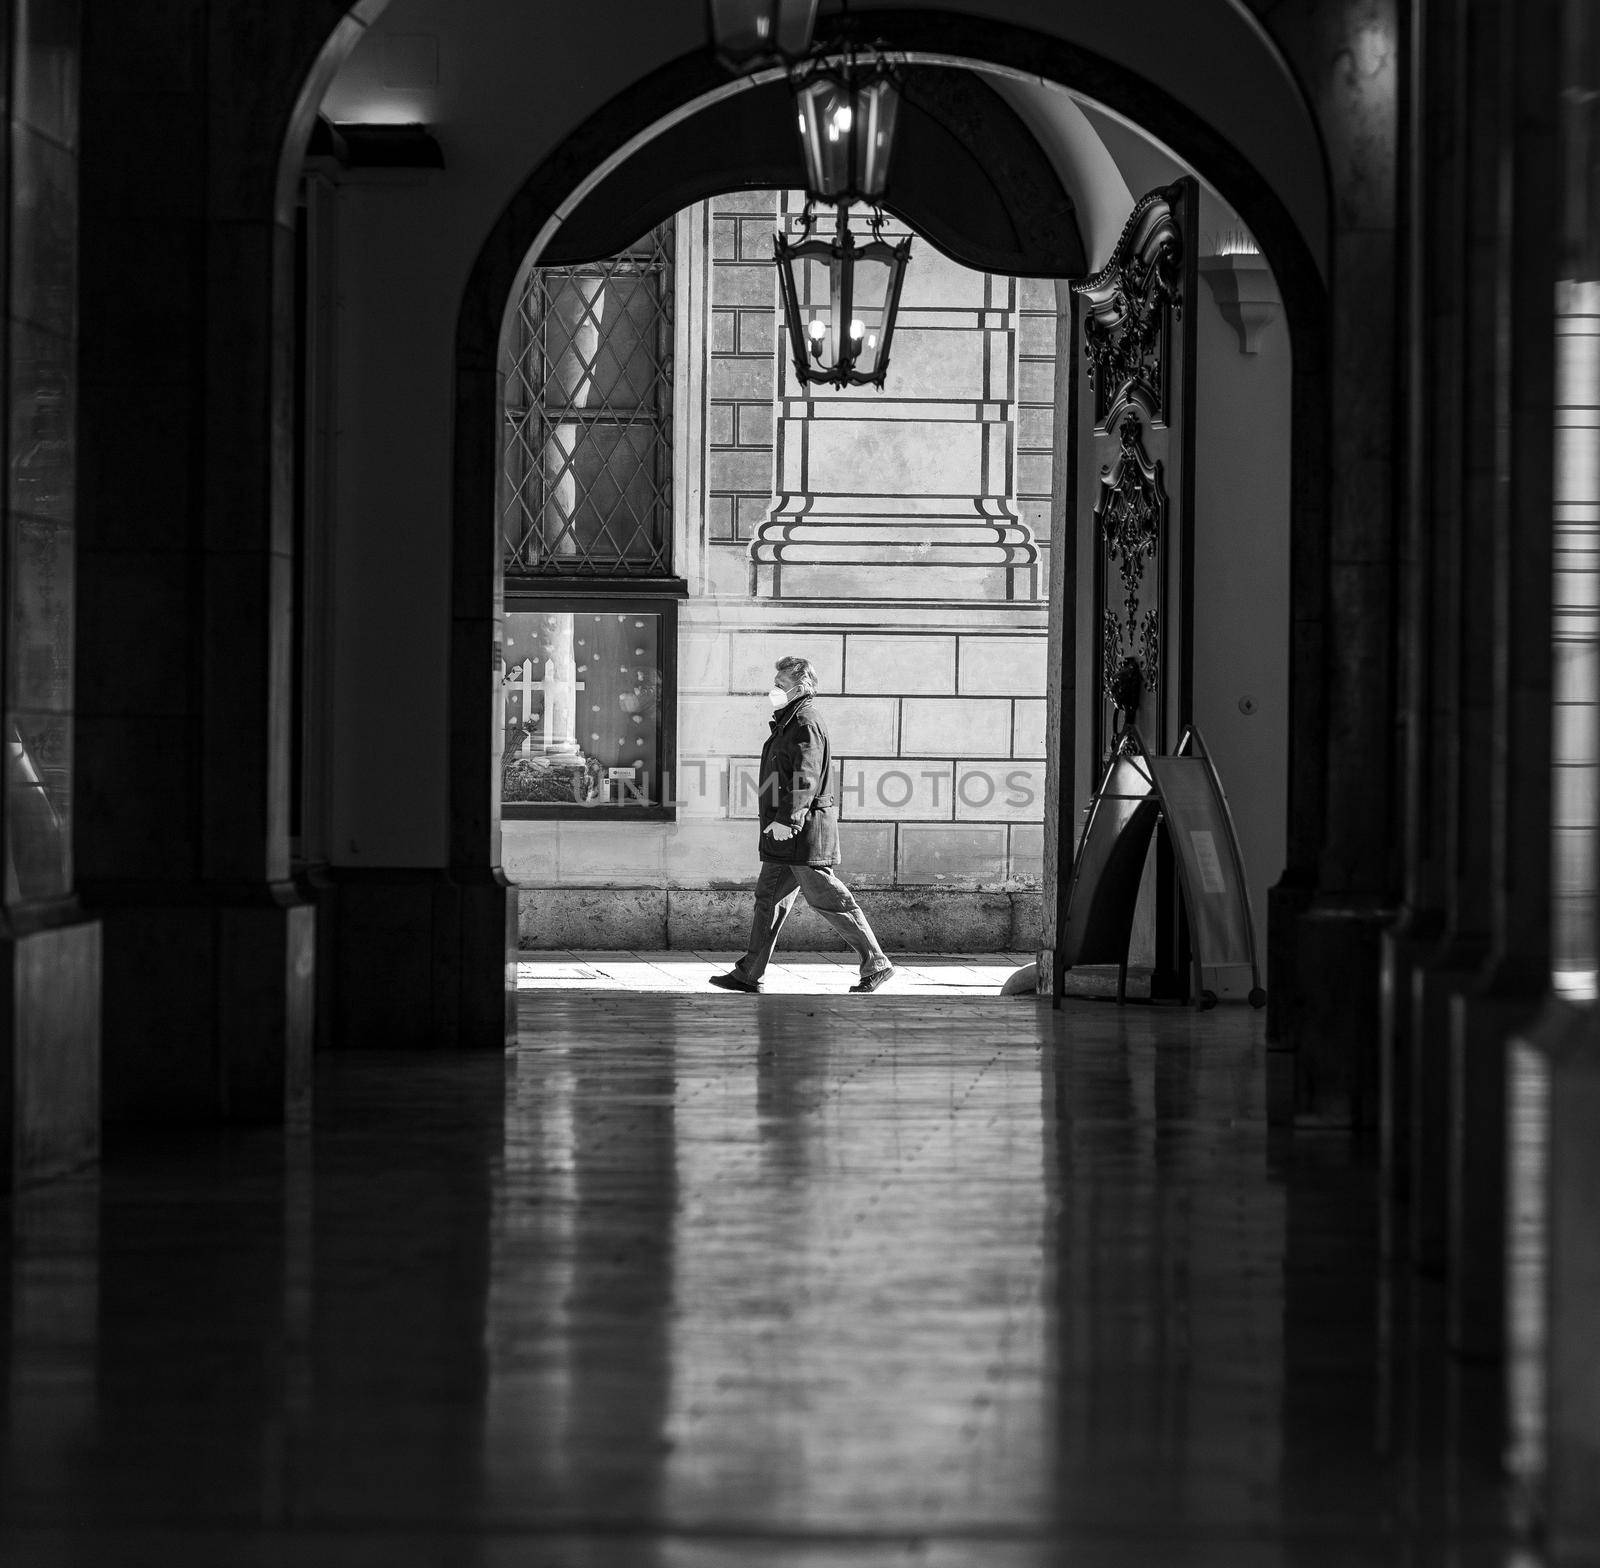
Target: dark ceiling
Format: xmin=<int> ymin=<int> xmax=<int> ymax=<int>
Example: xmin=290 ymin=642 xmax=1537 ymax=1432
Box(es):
xmin=538 ymin=66 xmax=1086 ymax=277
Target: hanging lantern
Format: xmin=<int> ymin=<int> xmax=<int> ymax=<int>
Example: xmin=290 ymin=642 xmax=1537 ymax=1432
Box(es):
xmin=791 ymin=51 xmax=900 ymax=205
xmin=775 ymin=203 xmax=912 ymax=390
xmin=707 ymin=0 xmax=818 ymax=68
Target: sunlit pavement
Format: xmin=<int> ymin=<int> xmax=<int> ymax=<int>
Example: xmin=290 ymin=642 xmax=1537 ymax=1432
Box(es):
xmin=515 ymin=949 xmax=1038 ymax=995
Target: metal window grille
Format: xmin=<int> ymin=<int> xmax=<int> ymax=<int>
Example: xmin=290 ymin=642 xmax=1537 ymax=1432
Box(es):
xmin=501 ymin=224 xmax=675 ymax=576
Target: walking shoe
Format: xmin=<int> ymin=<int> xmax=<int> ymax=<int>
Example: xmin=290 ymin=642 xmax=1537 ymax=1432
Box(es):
xmin=709 ymin=971 xmax=761 ymax=993
xmin=850 ymin=964 xmax=896 ymax=994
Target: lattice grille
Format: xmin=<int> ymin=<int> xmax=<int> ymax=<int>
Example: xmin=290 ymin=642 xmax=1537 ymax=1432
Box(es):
xmin=502 ymin=225 xmax=675 ymax=576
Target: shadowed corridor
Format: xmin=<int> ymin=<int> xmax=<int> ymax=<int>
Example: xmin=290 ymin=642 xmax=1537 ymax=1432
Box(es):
xmin=0 ymin=996 xmax=1526 ymax=1565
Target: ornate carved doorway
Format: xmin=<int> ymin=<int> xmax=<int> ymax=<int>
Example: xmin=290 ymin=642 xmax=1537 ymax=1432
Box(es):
xmin=1063 ymin=179 xmax=1200 ymax=995
xmin=1073 ymin=180 xmax=1199 ymax=767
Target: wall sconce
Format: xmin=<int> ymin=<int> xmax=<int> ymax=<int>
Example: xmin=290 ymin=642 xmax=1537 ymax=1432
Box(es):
xmin=307 ymin=117 xmax=445 ymax=169
xmin=707 ymin=0 xmax=819 ymax=68
xmin=1199 ymin=253 xmax=1279 ymax=354
xmin=775 ymin=203 xmax=912 ymax=389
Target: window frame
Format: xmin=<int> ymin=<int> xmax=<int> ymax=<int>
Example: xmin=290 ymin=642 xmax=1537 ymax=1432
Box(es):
xmin=501 ymin=580 xmax=685 ymax=823
xmin=501 ymin=224 xmax=676 ymax=579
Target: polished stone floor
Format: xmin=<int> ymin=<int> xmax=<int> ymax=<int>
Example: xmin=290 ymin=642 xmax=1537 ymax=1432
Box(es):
xmin=0 ymin=994 xmax=1533 ymax=1565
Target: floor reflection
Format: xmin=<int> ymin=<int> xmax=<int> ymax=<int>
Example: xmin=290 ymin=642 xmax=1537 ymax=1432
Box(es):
xmin=0 ymin=996 xmax=1541 ymax=1565
xmin=487 ymin=1004 xmax=678 ymax=1538
xmin=1044 ymin=1014 xmax=1287 ymax=1538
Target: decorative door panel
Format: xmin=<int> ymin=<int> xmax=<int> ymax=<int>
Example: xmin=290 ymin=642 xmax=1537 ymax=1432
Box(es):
xmin=1073 ymin=180 xmax=1197 ymax=767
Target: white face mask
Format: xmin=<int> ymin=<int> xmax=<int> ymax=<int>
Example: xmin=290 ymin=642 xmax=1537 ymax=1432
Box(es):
xmin=768 ymin=686 xmax=790 ymax=708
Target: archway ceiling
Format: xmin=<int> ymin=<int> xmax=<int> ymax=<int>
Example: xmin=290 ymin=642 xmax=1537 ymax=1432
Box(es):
xmin=540 ymin=66 xmax=1087 ymax=277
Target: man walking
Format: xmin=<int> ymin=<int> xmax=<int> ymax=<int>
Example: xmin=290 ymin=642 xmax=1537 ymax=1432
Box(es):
xmin=710 ymin=656 xmax=896 ymax=995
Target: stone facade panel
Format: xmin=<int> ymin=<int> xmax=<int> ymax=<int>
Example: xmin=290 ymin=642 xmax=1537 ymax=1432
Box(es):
xmin=820 ymin=696 xmax=898 ymax=755
xmin=841 ymin=760 xmax=955 ymax=821
xmin=703 ymin=544 xmax=750 ymax=594
xmin=1018 ymin=359 xmax=1056 ymax=403
xmin=1009 ymin=823 xmax=1045 ymax=884
xmin=544 ymin=820 xmax=662 ymax=882
xmin=896 ymin=245 xmax=990 ymax=309
xmin=882 ymin=326 xmax=987 ymax=400
xmin=957 ymin=636 xmax=1046 ymax=695
xmin=726 ymin=756 xmax=762 ymax=819
xmin=844 ymin=635 xmax=955 ymax=695
xmin=737 ymin=311 xmax=775 ymax=355
xmin=837 ymin=821 xmax=895 ymax=882
xmin=735 ymin=495 xmax=772 ymax=535
xmin=807 ymin=419 xmax=981 ymax=496
xmin=716 ymin=263 xmax=777 ymax=307
xmin=501 ymin=820 xmax=559 ymax=882
xmin=707 ymin=447 xmax=772 ymax=493
xmin=668 ymin=755 xmax=728 ymax=816
xmin=953 ymin=762 xmax=1047 ymax=821
xmin=1016 ymin=405 xmax=1055 ymax=449
xmin=679 ymin=631 xmax=730 ymax=693
xmin=518 ymin=887 xmax=667 ymax=949
xmin=715 ymin=189 xmax=772 ymax=214
xmin=737 ymin=217 xmax=774 ymax=256
xmin=709 ymin=356 xmax=774 ymax=401
xmin=896 ymin=824 xmax=1009 ymax=884
xmin=1013 ymin=698 xmax=1047 ymax=757
xmin=680 ymin=693 xmax=764 ymax=753
xmin=899 ymin=697 xmax=1011 ymax=756
xmin=736 ymin=401 xmax=774 ymax=447
xmin=728 ymin=631 xmax=844 ymax=692
xmin=1016 ymin=451 xmax=1054 ymax=497
xmin=653 ymin=887 xmax=1023 ymax=952
xmin=661 ymin=820 xmax=752 ymax=882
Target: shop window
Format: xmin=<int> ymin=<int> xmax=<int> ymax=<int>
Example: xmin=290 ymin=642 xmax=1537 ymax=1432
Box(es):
xmin=501 ymin=599 xmax=677 ymax=818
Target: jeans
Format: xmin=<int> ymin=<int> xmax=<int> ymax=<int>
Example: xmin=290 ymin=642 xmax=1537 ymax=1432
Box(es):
xmin=733 ymin=863 xmax=890 ymax=982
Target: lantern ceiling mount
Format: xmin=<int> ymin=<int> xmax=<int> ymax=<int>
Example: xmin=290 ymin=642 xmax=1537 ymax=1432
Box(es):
xmin=710 ymin=0 xmax=913 ymax=392
xmin=706 ymin=0 xmax=820 ymax=70
xmin=707 ymin=0 xmax=905 ymax=208
xmin=790 ymin=47 xmax=900 ymax=207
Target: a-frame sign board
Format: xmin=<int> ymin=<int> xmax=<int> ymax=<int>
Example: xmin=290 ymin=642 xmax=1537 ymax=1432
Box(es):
xmin=1059 ymin=726 xmax=1266 ymax=1008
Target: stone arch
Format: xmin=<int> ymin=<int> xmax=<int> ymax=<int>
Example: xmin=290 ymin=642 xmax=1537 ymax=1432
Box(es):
xmin=445 ymin=8 xmax=1330 ymax=1020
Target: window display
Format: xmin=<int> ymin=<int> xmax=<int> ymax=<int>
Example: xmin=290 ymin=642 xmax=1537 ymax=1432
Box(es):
xmin=502 ymin=608 xmax=665 ymax=810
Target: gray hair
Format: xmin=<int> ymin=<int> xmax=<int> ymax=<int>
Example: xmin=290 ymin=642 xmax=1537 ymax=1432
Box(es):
xmin=775 ymin=656 xmax=817 ymax=692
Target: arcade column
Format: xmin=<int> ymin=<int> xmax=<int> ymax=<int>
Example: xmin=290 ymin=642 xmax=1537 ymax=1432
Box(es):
xmin=0 ymin=0 xmax=101 ymax=1186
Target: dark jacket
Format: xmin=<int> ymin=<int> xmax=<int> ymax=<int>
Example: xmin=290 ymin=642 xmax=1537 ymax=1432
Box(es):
xmin=756 ymin=694 xmax=840 ymax=866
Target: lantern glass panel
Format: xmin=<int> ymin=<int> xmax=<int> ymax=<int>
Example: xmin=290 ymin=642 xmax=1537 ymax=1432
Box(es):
xmin=847 ymin=250 xmax=893 ymax=379
xmin=854 ymin=75 xmax=898 ymax=200
xmin=709 ymin=0 xmax=818 ymax=63
xmin=788 ymin=247 xmax=835 ymax=369
xmin=795 ymin=75 xmax=853 ymax=199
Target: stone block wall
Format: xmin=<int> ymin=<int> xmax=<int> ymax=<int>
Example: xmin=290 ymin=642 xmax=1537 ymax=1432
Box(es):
xmin=505 ymin=191 xmax=1057 ymax=952
xmin=704 ymin=189 xmax=779 ymax=595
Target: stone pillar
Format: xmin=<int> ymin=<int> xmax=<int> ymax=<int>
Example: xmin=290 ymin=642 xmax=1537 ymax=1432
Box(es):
xmin=1446 ymin=0 xmax=1559 ymax=1360
xmin=1277 ymin=0 xmax=1403 ymax=1129
xmin=0 ymin=0 xmax=102 ymax=1189
xmin=1379 ymin=0 xmax=1462 ymax=1250
xmin=751 ymin=202 xmax=1038 ymax=603
xmin=74 ymin=4 xmax=351 ymax=1118
xmin=1402 ymin=0 xmax=1502 ymax=1273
